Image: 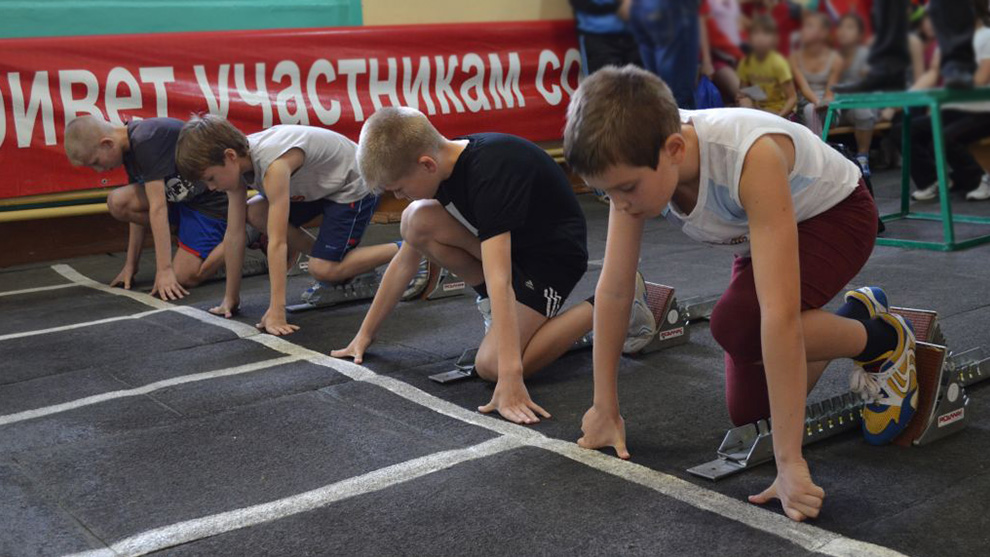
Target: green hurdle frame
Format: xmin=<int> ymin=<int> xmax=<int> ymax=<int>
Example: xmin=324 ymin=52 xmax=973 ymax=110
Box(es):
xmin=822 ymin=88 xmax=990 ymax=251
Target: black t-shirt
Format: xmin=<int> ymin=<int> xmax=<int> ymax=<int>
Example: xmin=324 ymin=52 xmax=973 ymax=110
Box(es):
xmin=434 ymin=133 xmax=587 ymax=268
xmin=122 ymin=118 xmax=227 ymax=220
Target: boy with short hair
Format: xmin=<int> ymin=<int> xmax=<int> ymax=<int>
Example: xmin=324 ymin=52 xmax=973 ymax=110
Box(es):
xmin=65 ymin=116 xmax=228 ymax=299
xmin=331 ymin=106 xmax=656 ymax=424
xmin=736 ymin=14 xmax=798 ymax=118
xmin=175 ymin=116 xmax=396 ymax=335
xmin=565 ymin=66 xmax=917 ymax=522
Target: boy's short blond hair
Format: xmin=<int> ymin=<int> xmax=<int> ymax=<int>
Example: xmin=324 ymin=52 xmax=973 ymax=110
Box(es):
xmin=175 ymin=114 xmax=250 ymax=180
xmin=64 ymin=115 xmax=114 ymax=166
xmin=564 ymin=65 xmax=681 ymax=177
xmin=357 ymin=106 xmax=444 ymax=193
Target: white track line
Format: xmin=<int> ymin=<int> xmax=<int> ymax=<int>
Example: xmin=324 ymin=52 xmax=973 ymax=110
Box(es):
xmin=52 ymin=264 xmax=906 ymax=557
xmin=0 ymin=355 xmax=302 ymax=427
xmin=0 ymin=283 xmax=77 ymax=297
xmin=0 ymin=308 xmax=170 ymax=342
xmin=64 ymin=436 xmax=520 ymax=557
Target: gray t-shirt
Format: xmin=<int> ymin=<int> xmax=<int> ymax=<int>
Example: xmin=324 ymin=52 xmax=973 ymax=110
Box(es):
xmin=123 ymin=118 xmax=227 ymax=219
xmin=840 ymin=46 xmax=870 ymax=84
xmin=247 ymin=125 xmax=367 ymax=203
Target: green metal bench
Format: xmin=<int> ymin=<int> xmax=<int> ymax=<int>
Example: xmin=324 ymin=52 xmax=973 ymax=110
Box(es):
xmin=823 ymin=88 xmax=990 ymax=251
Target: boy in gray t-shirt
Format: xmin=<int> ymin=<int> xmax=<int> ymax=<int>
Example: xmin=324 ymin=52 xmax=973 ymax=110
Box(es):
xmin=175 ymin=116 xmax=396 ymax=336
xmin=64 ymin=116 xmax=228 ymax=299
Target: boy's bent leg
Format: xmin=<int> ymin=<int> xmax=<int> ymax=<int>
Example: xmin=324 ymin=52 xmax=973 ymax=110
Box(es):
xmin=401 ymin=200 xmax=484 ymax=286
xmin=474 ymin=302 xmax=549 ymax=382
xmin=107 ymin=184 xmax=151 ymax=225
xmin=306 ymin=194 xmax=398 ymax=283
xmin=521 ymin=301 xmax=594 ymax=377
xmin=247 ymin=195 xmax=316 ymax=257
xmin=170 ymin=204 xmax=228 ymax=287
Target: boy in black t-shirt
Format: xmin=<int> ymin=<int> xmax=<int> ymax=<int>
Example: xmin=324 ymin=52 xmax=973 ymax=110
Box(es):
xmin=332 ymin=107 xmax=656 ymax=425
xmin=65 ymin=116 xmax=228 ymax=300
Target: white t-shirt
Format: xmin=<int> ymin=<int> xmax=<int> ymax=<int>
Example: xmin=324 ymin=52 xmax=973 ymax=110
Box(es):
xmin=664 ymin=108 xmax=862 ymax=254
xmin=248 ymin=125 xmax=368 ymax=203
xmin=945 ymin=27 xmax=990 ymax=113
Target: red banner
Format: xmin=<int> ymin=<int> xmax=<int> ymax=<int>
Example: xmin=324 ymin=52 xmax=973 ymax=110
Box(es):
xmin=0 ymin=21 xmax=581 ymax=199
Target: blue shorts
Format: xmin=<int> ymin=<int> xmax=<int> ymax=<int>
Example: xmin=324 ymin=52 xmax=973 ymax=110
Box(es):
xmin=288 ymin=193 xmax=379 ymax=262
xmin=167 ymin=203 xmax=227 ymax=259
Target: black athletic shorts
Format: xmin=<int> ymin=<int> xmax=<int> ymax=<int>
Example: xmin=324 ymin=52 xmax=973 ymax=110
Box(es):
xmin=510 ymin=250 xmax=586 ymax=318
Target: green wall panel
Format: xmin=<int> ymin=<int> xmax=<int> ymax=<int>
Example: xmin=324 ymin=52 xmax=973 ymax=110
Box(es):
xmin=0 ymin=0 xmax=362 ymax=39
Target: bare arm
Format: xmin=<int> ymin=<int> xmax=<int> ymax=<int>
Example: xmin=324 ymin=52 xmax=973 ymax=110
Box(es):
xmin=111 ymin=219 xmax=146 ymax=289
xmin=778 ymin=80 xmax=798 ymax=116
xmin=740 ymin=136 xmax=824 ymax=522
xmin=331 ymin=241 xmax=422 ymax=363
xmin=911 ymin=48 xmax=941 ymax=90
xmin=145 ymin=179 xmax=188 ymax=300
xmin=477 ymin=231 xmax=550 ymax=424
xmin=578 ymin=201 xmax=644 ymax=459
xmin=258 ymin=149 xmax=305 ymax=336
xmin=789 ymin=53 xmax=819 ymax=105
xmin=824 ymin=52 xmax=843 ymax=100
xmin=211 ymin=186 xmax=248 ymax=318
xmin=908 ymin=34 xmax=925 ymax=83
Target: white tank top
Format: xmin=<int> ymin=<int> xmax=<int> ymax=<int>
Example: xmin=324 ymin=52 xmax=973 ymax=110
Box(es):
xmin=665 ymin=108 xmax=861 ymax=254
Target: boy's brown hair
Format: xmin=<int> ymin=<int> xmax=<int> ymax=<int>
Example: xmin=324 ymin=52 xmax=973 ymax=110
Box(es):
xmin=564 ymin=65 xmax=681 ymax=177
xmin=175 ymin=114 xmax=250 ymax=180
xmin=357 ymin=106 xmax=444 ymax=194
xmin=749 ymin=13 xmax=778 ymax=35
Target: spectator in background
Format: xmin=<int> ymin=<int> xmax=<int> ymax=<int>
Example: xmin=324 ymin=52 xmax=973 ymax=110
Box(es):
xmin=628 ymin=0 xmax=700 ymax=107
xmin=791 ymin=12 xmax=843 ymax=137
xmin=835 ymin=13 xmax=878 ymax=176
xmin=905 ymin=0 xmax=990 ymax=201
xmin=702 ymin=0 xmax=745 ymax=103
xmin=570 ymin=0 xmax=642 ymax=74
xmin=835 ymin=0 xmax=976 ymax=92
xmin=736 ymin=14 xmax=798 ymax=116
xmin=740 ymin=0 xmax=804 ymax=55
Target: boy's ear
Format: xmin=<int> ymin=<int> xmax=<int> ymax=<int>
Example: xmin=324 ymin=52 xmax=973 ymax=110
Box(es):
xmin=99 ymin=137 xmax=115 ymax=150
xmin=664 ymin=133 xmax=687 ymax=165
xmin=223 ymin=148 xmax=239 ymax=162
xmin=418 ymin=154 xmax=439 ymax=173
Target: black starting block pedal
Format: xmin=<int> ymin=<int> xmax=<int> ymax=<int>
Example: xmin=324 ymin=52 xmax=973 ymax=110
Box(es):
xmin=286 ymin=270 xmax=381 ymax=313
xmin=422 ymin=263 xmax=466 ymax=300
xmin=429 ymin=348 xmax=478 ymax=384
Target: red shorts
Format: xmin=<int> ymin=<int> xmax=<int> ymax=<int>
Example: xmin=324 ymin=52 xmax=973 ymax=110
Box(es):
xmin=708 ymin=181 xmax=878 ymax=426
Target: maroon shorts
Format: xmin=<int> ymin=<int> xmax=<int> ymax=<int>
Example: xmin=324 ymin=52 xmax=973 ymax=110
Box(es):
xmin=708 ymin=181 xmax=878 ymax=426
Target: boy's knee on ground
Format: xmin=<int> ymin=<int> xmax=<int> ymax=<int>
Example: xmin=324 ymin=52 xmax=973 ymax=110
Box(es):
xmin=399 ymin=200 xmax=441 ymax=248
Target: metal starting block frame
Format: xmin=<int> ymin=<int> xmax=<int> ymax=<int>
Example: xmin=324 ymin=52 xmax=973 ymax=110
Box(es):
xmin=422 ymin=264 xmax=466 ymax=300
xmin=688 ymin=306 xmax=987 ymax=481
xmin=638 ymin=283 xmax=719 ymax=355
xmin=286 ymin=271 xmax=382 ymax=313
xmin=428 ymin=348 xmax=479 ymax=383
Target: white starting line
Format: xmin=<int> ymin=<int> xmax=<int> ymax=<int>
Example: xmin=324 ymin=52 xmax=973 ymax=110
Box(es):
xmin=0 ymin=282 xmax=78 ymax=297
xmin=27 ymin=264 xmax=906 ymax=557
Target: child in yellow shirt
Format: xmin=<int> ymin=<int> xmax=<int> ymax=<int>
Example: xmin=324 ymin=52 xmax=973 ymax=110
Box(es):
xmin=737 ymin=15 xmax=797 ymax=117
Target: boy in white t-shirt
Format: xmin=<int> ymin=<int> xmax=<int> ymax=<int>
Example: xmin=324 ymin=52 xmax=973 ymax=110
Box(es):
xmin=565 ymin=65 xmax=917 ymax=522
xmin=176 ymin=116 xmax=398 ymax=336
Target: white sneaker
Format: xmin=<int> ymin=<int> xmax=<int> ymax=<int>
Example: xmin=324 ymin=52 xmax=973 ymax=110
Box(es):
xmin=477 ymin=296 xmax=492 ymax=334
xmin=623 ymin=271 xmax=657 ymax=354
xmin=911 ymin=180 xmax=953 ymax=202
xmin=966 ymin=175 xmax=990 ymax=201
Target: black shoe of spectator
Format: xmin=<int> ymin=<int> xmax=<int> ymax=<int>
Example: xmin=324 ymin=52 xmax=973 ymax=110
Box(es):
xmin=942 ymin=65 xmax=974 ymax=90
xmin=833 ymin=72 xmax=905 ymax=94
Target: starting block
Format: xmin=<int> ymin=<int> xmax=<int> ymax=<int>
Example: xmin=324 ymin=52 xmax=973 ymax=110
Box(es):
xmin=422 ymin=263 xmax=467 ymax=300
xmin=637 ymin=283 xmax=719 ymax=355
xmin=286 ymin=270 xmax=381 ymax=313
xmin=428 ymin=348 xmax=479 ymax=383
xmin=688 ymin=305 xmax=987 ymax=481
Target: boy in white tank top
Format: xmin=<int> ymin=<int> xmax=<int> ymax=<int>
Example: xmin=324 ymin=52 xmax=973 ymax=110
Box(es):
xmin=564 ymin=66 xmax=918 ymax=522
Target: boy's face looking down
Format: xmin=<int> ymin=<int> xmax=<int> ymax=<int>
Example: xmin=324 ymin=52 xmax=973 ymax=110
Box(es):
xmin=200 ymin=149 xmax=243 ymax=192
xmin=583 ymin=134 xmax=686 ymax=219
xmin=380 ymin=155 xmax=443 ymax=201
